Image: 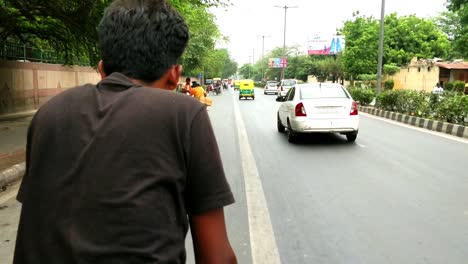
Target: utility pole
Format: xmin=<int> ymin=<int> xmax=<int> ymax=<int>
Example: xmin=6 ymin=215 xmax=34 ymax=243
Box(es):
xmin=377 ymin=0 xmax=385 ymax=95
xmin=275 ymin=5 xmax=297 ymax=81
xmin=257 ymin=35 xmax=271 ymax=81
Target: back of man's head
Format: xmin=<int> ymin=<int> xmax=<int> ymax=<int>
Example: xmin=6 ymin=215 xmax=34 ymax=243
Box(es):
xmin=98 ymin=0 xmax=189 ymax=82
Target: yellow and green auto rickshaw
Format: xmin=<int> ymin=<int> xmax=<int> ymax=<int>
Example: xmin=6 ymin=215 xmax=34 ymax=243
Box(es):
xmin=234 ymin=80 xmax=241 ymax=91
xmin=239 ymin=79 xmax=255 ymax=100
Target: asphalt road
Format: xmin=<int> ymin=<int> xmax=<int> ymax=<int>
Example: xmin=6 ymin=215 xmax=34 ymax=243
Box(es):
xmin=1 ymin=87 xmax=468 ymax=263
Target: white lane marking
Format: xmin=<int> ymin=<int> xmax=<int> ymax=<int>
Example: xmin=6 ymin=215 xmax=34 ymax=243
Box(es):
xmin=361 ymin=112 xmax=468 ymax=145
xmin=232 ymin=94 xmax=281 ymax=264
xmin=356 ymin=143 xmax=366 ymax=148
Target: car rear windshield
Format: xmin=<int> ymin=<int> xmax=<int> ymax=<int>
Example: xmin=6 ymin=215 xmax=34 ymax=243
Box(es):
xmin=268 ymin=83 xmax=277 ymax=87
xmin=282 ymin=80 xmax=296 ymax=86
xmin=300 ymin=85 xmax=349 ymax=99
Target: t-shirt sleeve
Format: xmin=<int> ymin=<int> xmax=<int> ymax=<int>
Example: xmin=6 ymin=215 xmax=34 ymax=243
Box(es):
xmin=184 ymin=108 xmax=235 ymax=215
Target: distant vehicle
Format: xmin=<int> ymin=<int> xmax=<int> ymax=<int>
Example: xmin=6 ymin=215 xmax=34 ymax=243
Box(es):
xmin=234 ymin=80 xmax=241 ymax=91
xmin=239 ymin=79 xmax=255 ymax=100
xmin=276 ymin=83 xmax=359 ymax=143
xmin=277 ymin=79 xmax=297 ymax=98
xmin=264 ymin=81 xmax=278 ymax=95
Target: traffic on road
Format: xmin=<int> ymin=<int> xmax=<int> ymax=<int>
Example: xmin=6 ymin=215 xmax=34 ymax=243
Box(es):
xmin=2 ymin=86 xmax=468 ymax=264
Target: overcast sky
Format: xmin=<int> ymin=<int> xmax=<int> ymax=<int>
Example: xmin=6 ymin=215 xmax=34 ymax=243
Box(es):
xmin=209 ymin=0 xmax=448 ymax=65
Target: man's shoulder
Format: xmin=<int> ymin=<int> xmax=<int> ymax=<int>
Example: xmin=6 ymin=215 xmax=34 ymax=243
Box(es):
xmin=128 ymin=88 xmax=206 ymax=119
xmin=40 ymin=84 xmax=95 ymax=110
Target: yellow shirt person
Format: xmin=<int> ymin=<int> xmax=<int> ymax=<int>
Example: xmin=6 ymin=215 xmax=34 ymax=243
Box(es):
xmin=190 ymin=82 xmax=206 ymax=99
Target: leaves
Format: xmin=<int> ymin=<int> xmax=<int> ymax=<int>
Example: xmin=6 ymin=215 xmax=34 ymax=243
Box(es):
xmin=1 ymin=0 xmax=230 ymax=67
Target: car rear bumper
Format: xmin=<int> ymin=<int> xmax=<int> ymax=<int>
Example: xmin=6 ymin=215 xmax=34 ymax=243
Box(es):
xmin=264 ymin=89 xmax=277 ymax=94
xmin=279 ymin=90 xmax=288 ymax=97
xmin=290 ymin=116 xmax=359 ymax=133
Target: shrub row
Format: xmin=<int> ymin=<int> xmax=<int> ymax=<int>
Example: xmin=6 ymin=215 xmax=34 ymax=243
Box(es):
xmin=347 ymin=87 xmax=376 ymax=106
xmin=376 ymin=90 xmax=468 ymax=125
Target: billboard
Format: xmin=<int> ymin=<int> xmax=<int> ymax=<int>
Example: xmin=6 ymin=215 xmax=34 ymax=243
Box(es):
xmin=308 ymin=35 xmax=345 ymax=55
xmin=268 ymin=58 xmax=288 ymax=68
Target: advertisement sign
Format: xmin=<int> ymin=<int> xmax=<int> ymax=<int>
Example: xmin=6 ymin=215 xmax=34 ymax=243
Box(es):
xmin=268 ymin=58 xmax=288 ymax=68
xmin=308 ymin=35 xmax=345 ymax=55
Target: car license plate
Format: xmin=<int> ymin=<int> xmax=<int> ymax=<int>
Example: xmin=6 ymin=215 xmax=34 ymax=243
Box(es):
xmin=317 ymin=107 xmax=339 ymax=114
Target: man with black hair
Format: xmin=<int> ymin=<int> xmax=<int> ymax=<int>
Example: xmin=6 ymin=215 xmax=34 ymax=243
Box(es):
xmin=13 ymin=0 xmax=237 ymax=263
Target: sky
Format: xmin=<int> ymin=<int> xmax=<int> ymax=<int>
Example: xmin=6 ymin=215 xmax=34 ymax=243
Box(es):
xmin=209 ymin=0 xmax=448 ymax=65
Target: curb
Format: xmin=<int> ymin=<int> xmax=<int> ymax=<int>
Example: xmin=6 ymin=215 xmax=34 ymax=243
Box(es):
xmin=359 ymin=106 xmax=468 ymax=140
xmin=0 ymin=162 xmax=25 ymax=189
xmin=0 ymin=110 xmax=36 ymax=122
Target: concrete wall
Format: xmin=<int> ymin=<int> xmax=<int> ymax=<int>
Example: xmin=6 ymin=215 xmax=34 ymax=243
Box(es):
xmin=0 ymin=60 xmax=200 ymax=115
xmin=390 ymin=64 xmax=440 ymax=92
xmin=0 ymin=60 xmax=100 ymax=115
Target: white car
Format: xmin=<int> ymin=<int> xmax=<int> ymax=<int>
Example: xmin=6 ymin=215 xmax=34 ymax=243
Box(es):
xmin=277 ymin=79 xmax=297 ymax=98
xmin=264 ymin=81 xmax=278 ymax=94
xmin=276 ymin=83 xmax=359 ymax=143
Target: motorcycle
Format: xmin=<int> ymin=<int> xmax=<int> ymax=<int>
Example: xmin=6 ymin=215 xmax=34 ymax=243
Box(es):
xmin=214 ymin=85 xmax=221 ymax=95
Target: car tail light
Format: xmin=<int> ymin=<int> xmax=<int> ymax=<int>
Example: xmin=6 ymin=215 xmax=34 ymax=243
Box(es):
xmin=281 ymin=86 xmax=283 ymax=91
xmin=350 ymin=101 xmax=358 ymax=115
xmin=295 ymin=102 xmax=307 ymax=117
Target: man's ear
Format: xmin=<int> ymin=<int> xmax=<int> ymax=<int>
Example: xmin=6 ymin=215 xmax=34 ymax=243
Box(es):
xmin=165 ymin=65 xmax=183 ymax=90
xmin=98 ymin=60 xmax=107 ymax=79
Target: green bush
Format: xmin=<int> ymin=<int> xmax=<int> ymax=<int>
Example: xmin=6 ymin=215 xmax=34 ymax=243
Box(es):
xmin=377 ymin=89 xmax=430 ymax=116
xmin=384 ymin=80 xmax=394 ymax=90
xmin=437 ymin=95 xmax=468 ymax=125
xmin=444 ymin=82 xmax=454 ymax=91
xmin=453 ymin=80 xmax=465 ymax=93
xmin=383 ymin=64 xmax=400 ymax=76
xmin=348 ymin=87 xmax=376 ymax=106
xmin=395 ymin=90 xmax=430 ymax=116
xmin=376 ymin=89 xmax=468 ymax=125
xmin=376 ymin=90 xmax=399 ymax=111
xmin=357 ymin=74 xmax=377 ymax=81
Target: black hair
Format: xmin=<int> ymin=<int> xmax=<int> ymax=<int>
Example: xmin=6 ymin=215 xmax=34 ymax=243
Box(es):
xmin=97 ymin=0 xmax=189 ymax=82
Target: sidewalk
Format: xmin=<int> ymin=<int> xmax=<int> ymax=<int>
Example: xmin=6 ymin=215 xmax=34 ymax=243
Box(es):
xmin=0 ymin=111 xmax=35 ymax=188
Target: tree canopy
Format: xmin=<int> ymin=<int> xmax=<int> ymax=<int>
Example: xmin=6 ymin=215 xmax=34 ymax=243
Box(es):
xmin=442 ymin=0 xmax=468 ymax=58
xmin=0 ymin=0 xmax=233 ymax=73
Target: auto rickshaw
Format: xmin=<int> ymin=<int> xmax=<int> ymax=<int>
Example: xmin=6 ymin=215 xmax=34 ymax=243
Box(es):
xmin=238 ymin=79 xmax=255 ymax=100
xmin=234 ymin=80 xmax=241 ymax=91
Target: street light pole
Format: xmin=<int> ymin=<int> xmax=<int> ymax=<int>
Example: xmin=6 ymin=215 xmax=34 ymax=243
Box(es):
xmin=377 ymin=0 xmax=385 ymax=95
xmin=275 ymin=5 xmax=297 ymax=81
xmin=257 ymin=35 xmax=271 ymax=81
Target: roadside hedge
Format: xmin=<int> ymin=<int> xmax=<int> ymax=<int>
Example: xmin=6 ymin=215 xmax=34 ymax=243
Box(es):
xmin=376 ymin=89 xmax=468 ymax=125
xmin=348 ymin=87 xmax=376 ymax=106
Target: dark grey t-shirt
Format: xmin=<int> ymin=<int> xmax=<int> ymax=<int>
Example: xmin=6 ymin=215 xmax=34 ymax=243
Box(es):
xmin=14 ymin=73 xmax=234 ymax=264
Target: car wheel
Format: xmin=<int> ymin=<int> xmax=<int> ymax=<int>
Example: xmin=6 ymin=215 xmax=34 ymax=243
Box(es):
xmin=252 ymin=96 xmax=255 ymax=100
xmin=239 ymin=96 xmax=242 ymax=100
xmin=287 ymin=120 xmax=297 ymax=143
xmin=277 ymin=113 xmax=285 ymax=133
xmin=346 ymin=131 xmax=358 ymax=142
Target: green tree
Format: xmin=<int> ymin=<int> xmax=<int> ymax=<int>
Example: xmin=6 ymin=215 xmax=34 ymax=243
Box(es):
xmin=0 ymin=0 xmax=229 ymax=66
xmin=341 ymin=13 xmax=380 ymax=82
xmin=384 ymin=13 xmax=449 ymax=65
xmin=238 ymin=64 xmax=256 ymax=79
xmin=444 ymin=0 xmax=468 ymax=58
xmin=222 ymin=56 xmax=238 ymax=79
xmin=341 ymin=12 xmax=450 ymax=84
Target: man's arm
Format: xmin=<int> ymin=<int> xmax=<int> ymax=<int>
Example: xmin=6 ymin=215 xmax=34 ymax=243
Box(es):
xmin=189 ymin=208 xmax=237 ymax=264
